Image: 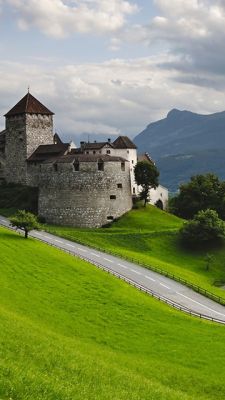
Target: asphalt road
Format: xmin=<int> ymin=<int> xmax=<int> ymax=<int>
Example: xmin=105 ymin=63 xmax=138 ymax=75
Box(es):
xmin=1 ymin=215 xmax=225 ymax=324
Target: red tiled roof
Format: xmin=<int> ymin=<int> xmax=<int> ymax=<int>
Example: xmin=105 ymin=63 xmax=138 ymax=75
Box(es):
xmin=5 ymin=92 xmax=54 ymax=117
xmin=138 ymin=153 xmax=155 ymax=165
xmin=113 ymin=136 xmax=137 ymax=149
xmin=83 ymin=142 xmax=114 ymax=150
xmin=27 ymin=143 xmax=69 ymax=162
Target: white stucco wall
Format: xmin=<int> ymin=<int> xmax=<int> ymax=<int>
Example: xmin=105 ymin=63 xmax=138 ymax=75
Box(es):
xmin=112 ymin=148 xmax=137 ymax=194
xmin=149 ymin=184 xmax=168 ymax=210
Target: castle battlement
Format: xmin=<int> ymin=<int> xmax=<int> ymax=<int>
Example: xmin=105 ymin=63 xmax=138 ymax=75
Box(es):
xmin=0 ymin=92 xmax=168 ymax=227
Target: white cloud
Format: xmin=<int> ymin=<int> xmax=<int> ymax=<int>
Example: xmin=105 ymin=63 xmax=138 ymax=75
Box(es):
xmin=1 ymin=56 xmax=225 ymax=141
xmin=129 ymin=0 xmax=225 ymax=78
xmin=6 ymin=0 xmax=138 ymax=38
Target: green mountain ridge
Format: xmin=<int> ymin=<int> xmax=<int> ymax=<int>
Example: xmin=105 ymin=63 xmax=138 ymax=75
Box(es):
xmin=133 ymin=109 xmax=225 ymax=191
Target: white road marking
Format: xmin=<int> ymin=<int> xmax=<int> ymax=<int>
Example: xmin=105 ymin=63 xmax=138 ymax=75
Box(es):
xmin=145 ymin=276 xmax=155 ymax=282
xmin=54 ymin=239 xmax=63 ymax=244
xmin=118 ymin=263 xmax=128 ymax=269
xmin=104 ymin=258 xmax=113 ymax=263
xmin=177 ymin=292 xmax=225 ymax=317
xmin=34 ymin=232 xmax=43 ymax=236
xmin=66 ymin=243 xmax=75 ymax=248
xmin=160 ymin=283 xmax=171 ymax=290
xmin=78 ymin=247 xmax=87 ymax=252
xmin=43 ymin=235 xmax=50 ymax=239
xmin=131 ymin=269 xmax=141 ymax=275
xmin=0 ymin=219 xmax=6 ymax=222
xmin=91 ymin=252 xmax=100 ymax=257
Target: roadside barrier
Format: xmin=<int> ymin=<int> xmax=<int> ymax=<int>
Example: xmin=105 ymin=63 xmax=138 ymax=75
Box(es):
xmin=46 ymin=230 xmax=225 ymax=307
xmin=32 ymin=237 xmax=225 ymax=325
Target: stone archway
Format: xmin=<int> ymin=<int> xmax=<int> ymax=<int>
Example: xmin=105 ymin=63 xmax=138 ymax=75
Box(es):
xmin=155 ymin=199 xmax=164 ymax=210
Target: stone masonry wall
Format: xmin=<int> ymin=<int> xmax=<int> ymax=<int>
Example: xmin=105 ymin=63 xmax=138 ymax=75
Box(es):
xmin=4 ymin=114 xmax=53 ymax=185
xmin=0 ymin=153 xmax=5 ymax=182
xmin=38 ymin=160 xmax=132 ymax=227
xmin=26 ymin=114 xmax=53 ymax=158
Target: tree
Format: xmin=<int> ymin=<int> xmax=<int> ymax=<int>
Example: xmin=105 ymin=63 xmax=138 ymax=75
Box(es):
xmin=179 ymin=209 xmax=225 ymax=247
xmin=134 ymin=161 xmax=159 ymax=206
xmin=204 ymin=253 xmax=214 ymax=272
xmin=170 ymin=173 xmax=225 ymax=219
xmin=10 ymin=210 xmax=39 ymax=239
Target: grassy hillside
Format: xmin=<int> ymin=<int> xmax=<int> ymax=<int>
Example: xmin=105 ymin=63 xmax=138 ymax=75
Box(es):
xmin=1 ymin=226 xmax=225 ymax=400
xmin=45 ymin=206 xmax=225 ymax=300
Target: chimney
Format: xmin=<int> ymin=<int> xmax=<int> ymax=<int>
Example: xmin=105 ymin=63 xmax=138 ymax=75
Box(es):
xmin=108 ymin=138 xmax=111 ymax=143
xmin=80 ymin=141 xmax=85 ymax=151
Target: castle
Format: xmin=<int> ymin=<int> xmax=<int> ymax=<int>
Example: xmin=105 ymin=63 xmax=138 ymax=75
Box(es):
xmin=0 ymin=92 xmax=168 ymax=227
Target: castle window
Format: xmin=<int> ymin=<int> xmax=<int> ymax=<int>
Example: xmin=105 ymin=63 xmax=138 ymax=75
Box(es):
xmin=73 ymin=162 xmax=80 ymax=171
xmin=106 ymin=150 xmax=111 ymax=154
xmin=93 ymin=150 xmax=96 ymax=154
xmin=110 ymin=195 xmax=116 ymax=200
xmin=99 ymin=150 xmax=101 ymax=154
xmin=86 ymin=151 xmax=89 ymax=154
xmin=54 ymin=163 xmax=58 ymax=172
xmin=107 ymin=216 xmax=114 ymax=220
xmin=132 ymin=160 xmax=134 ymax=164
xmin=127 ymin=150 xmax=129 ymax=154
xmin=121 ymin=162 xmax=125 ymax=171
xmin=98 ymin=161 xmax=104 ymax=171
xmin=133 ymin=187 xmax=136 ymax=194
xmin=117 ymin=183 xmax=122 ymax=189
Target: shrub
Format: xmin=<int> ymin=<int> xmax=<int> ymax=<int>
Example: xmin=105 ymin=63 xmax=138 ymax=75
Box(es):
xmin=180 ymin=209 xmax=225 ymax=247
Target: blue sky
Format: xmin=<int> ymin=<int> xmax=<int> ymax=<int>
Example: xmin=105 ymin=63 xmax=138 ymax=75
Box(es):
xmin=1 ymin=0 xmax=225 ymax=141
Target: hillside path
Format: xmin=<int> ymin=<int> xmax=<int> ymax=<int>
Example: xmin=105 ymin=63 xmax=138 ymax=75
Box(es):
xmin=1 ymin=215 xmax=225 ymax=324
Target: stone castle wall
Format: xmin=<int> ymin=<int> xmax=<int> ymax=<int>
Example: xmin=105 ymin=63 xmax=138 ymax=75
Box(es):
xmin=4 ymin=114 xmax=53 ymax=185
xmin=38 ymin=160 xmax=132 ymax=227
xmin=0 ymin=153 xmax=5 ymax=182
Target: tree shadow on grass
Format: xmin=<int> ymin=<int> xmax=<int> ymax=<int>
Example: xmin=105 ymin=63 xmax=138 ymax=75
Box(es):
xmin=1 ymin=231 xmax=25 ymax=241
xmin=177 ymin=235 xmax=225 ymax=253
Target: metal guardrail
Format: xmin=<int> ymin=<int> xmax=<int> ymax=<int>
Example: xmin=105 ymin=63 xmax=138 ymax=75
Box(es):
xmin=1 ymin=221 xmax=225 ymax=325
xmin=33 ymin=237 xmax=225 ymax=325
xmin=46 ymin=230 xmax=225 ymax=307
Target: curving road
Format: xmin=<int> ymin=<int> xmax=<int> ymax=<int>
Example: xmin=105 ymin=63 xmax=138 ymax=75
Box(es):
xmin=1 ymin=215 xmax=225 ymax=324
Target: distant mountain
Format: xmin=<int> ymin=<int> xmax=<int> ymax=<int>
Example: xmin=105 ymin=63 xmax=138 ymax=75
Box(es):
xmin=133 ymin=109 xmax=225 ymax=191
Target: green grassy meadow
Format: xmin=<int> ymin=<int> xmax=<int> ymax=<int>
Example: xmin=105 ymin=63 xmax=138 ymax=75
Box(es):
xmin=45 ymin=206 xmax=225 ymax=300
xmin=1 ymin=226 xmax=225 ymax=400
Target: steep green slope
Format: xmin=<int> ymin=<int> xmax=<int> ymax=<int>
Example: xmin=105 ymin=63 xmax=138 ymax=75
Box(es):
xmin=1 ymin=226 xmax=225 ymax=400
xmin=46 ymin=206 xmax=225 ymax=299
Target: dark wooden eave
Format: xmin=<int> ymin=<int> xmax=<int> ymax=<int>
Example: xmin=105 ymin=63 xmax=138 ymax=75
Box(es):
xmin=27 ymin=143 xmax=70 ymax=162
xmin=113 ymin=136 xmax=137 ymax=149
xmin=5 ymin=92 xmax=54 ymax=117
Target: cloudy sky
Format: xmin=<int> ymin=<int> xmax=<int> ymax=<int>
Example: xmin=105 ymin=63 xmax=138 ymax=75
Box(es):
xmin=1 ymin=0 xmax=225 ymax=141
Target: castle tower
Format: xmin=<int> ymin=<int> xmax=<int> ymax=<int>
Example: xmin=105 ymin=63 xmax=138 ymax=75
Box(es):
xmin=4 ymin=92 xmax=54 ymax=184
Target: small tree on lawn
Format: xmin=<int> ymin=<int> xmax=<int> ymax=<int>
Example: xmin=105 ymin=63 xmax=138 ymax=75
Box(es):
xmin=180 ymin=209 xmax=225 ymax=247
xmin=134 ymin=161 xmax=159 ymax=207
xmin=10 ymin=210 xmax=39 ymax=239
